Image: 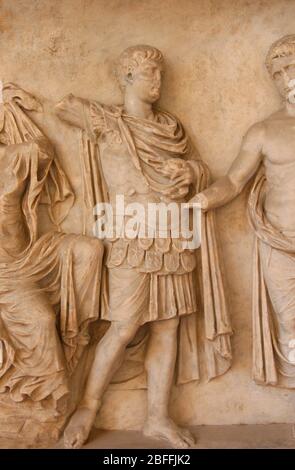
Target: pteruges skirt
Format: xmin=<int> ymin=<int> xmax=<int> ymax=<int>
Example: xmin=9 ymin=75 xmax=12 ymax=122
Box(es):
xmin=101 ymin=265 xmax=198 ymax=325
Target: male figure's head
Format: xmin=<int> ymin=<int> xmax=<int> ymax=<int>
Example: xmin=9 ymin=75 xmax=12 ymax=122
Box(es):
xmin=116 ymin=45 xmax=164 ymax=104
xmin=266 ymin=35 xmax=295 ymax=103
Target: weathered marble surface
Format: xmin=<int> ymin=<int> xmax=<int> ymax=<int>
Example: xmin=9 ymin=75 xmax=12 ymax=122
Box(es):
xmin=0 ymin=0 xmax=295 ymax=440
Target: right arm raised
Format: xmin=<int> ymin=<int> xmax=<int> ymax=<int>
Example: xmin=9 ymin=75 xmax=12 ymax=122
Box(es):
xmin=55 ymin=94 xmax=105 ymax=142
xmin=54 ymin=94 xmax=90 ymax=130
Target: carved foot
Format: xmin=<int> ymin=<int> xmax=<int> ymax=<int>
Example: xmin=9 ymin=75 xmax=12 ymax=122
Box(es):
xmin=63 ymin=406 xmax=97 ymax=449
xmin=143 ymin=417 xmax=195 ymax=449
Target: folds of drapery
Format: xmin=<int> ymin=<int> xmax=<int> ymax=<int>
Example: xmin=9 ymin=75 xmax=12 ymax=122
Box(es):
xmin=0 ymin=98 xmax=74 ymax=240
xmin=248 ymin=167 xmax=295 ymax=387
xmin=79 ymin=106 xmax=232 ymax=387
xmin=0 ymin=91 xmax=101 ymax=402
xmin=0 ymin=231 xmax=102 ymax=391
xmin=187 ymin=158 xmax=232 ymax=382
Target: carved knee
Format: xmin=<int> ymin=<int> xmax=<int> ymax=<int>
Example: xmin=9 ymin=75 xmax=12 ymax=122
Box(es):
xmin=73 ymin=236 xmax=104 ymax=264
xmin=110 ymin=322 xmax=138 ymax=346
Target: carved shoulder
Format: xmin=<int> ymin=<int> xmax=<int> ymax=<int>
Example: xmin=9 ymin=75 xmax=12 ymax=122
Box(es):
xmin=241 ymin=121 xmax=266 ymax=154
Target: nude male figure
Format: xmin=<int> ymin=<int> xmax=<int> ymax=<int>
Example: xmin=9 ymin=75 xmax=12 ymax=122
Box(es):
xmin=191 ymin=35 xmax=295 ymax=389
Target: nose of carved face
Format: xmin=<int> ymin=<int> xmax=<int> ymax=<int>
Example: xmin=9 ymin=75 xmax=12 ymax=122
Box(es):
xmin=282 ymin=71 xmax=292 ymax=89
xmin=278 ymin=71 xmax=295 ymax=101
xmin=273 ymin=74 xmax=294 ymax=100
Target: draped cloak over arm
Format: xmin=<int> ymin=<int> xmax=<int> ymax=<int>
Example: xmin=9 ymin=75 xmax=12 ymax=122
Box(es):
xmin=56 ymin=94 xmax=233 ymax=386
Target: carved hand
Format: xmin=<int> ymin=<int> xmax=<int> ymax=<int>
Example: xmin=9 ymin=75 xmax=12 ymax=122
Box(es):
xmin=162 ymin=159 xmax=195 ymax=201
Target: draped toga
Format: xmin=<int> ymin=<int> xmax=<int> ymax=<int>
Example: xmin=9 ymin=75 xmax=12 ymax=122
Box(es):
xmin=249 ymin=166 xmax=295 ymax=388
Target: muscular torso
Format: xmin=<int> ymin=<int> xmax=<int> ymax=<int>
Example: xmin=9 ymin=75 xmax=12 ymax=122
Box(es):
xmin=262 ymin=114 xmax=295 ymax=231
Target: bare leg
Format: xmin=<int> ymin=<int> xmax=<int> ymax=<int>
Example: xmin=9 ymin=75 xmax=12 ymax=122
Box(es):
xmin=64 ymin=321 xmax=139 ymax=448
xmin=143 ymin=317 xmax=195 ymax=448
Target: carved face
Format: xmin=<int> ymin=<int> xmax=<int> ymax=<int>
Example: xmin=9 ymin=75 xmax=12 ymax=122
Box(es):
xmin=271 ymin=54 xmax=295 ymax=102
xmin=127 ymin=59 xmax=164 ymax=103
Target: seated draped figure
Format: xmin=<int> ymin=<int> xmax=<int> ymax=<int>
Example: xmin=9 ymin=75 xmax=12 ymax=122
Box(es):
xmin=0 ymin=83 xmax=104 ymax=440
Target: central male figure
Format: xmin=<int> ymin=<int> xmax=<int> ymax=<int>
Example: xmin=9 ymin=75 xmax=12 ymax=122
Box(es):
xmin=55 ymin=45 xmax=231 ymax=448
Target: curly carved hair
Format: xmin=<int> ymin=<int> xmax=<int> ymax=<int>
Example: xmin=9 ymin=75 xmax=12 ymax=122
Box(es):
xmin=116 ymin=45 xmax=164 ymax=89
xmin=265 ymin=34 xmax=295 ymax=73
